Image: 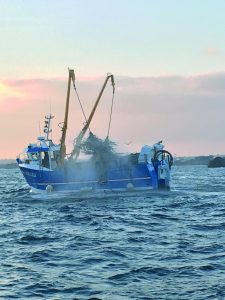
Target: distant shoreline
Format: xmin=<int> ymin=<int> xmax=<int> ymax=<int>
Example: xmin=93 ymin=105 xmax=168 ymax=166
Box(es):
xmin=174 ymin=155 xmax=214 ymax=166
xmin=0 ymin=159 xmax=15 ymax=165
xmin=0 ymin=162 xmax=18 ymax=169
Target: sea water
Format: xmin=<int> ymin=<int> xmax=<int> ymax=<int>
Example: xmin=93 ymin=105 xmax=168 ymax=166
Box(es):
xmin=1 ymin=166 xmax=225 ymax=299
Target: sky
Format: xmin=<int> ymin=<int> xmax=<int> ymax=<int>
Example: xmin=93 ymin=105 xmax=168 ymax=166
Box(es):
xmin=0 ymin=0 xmax=225 ymax=158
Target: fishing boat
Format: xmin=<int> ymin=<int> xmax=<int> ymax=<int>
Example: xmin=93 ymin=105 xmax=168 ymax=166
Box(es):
xmin=16 ymin=69 xmax=173 ymax=193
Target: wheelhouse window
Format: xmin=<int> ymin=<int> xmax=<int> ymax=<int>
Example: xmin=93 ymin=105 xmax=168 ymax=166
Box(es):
xmin=31 ymin=153 xmax=38 ymax=161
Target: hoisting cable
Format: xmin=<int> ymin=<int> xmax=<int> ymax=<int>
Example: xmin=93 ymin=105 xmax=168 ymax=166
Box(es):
xmin=107 ymin=89 xmax=115 ymax=138
xmin=72 ymin=81 xmax=90 ymax=132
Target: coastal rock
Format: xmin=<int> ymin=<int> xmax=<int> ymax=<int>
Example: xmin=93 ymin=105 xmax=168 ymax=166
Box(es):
xmin=208 ymin=157 xmax=225 ymax=168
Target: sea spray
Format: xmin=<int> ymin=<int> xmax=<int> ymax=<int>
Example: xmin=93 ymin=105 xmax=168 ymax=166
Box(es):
xmin=70 ymin=132 xmax=139 ymax=183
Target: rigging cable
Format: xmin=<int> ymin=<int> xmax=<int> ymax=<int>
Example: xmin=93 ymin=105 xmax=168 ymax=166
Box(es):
xmin=72 ymin=81 xmax=90 ymax=132
xmin=107 ymin=89 xmax=115 ymax=138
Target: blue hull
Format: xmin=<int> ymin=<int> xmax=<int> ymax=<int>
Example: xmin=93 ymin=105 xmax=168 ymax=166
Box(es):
xmin=19 ymin=160 xmax=167 ymax=192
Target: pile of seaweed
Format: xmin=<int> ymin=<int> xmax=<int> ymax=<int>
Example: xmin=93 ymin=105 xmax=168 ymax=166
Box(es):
xmin=81 ymin=132 xmax=116 ymax=158
xmin=80 ymin=132 xmax=118 ymax=181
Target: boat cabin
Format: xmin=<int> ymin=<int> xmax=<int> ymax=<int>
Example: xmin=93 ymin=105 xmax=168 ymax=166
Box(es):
xmin=18 ymin=138 xmax=60 ymax=170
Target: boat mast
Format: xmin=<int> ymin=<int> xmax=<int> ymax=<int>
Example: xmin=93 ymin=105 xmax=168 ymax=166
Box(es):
xmin=44 ymin=114 xmax=54 ymax=141
xmin=59 ymin=69 xmax=75 ymax=162
xmin=69 ymin=73 xmax=115 ymax=160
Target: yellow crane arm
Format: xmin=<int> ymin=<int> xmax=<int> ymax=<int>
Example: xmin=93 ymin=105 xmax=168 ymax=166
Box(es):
xmin=59 ymin=69 xmax=75 ymax=162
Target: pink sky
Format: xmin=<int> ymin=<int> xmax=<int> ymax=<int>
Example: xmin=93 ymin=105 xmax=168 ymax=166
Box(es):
xmin=1 ymin=72 xmax=225 ymax=159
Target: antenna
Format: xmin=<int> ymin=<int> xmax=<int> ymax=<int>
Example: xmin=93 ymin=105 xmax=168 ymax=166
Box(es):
xmin=49 ymin=100 xmax=52 ymax=140
xmin=49 ymin=100 xmax=52 ymax=115
xmin=38 ymin=120 xmax=41 ymax=136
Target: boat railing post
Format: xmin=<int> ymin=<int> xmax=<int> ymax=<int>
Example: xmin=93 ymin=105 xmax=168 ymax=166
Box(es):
xmin=49 ymin=151 xmax=52 ymax=170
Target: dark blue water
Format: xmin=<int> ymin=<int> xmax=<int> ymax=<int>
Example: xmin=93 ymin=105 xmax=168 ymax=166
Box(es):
xmin=1 ymin=166 xmax=225 ymax=299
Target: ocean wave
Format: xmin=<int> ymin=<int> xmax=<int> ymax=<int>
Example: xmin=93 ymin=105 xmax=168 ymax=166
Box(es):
xmin=1 ymin=165 xmax=225 ymax=299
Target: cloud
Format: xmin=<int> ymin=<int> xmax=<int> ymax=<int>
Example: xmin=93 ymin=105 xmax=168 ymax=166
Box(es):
xmin=1 ymin=72 xmax=225 ymax=158
xmin=0 ymin=81 xmax=24 ymax=112
xmin=203 ymin=47 xmax=220 ymax=57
